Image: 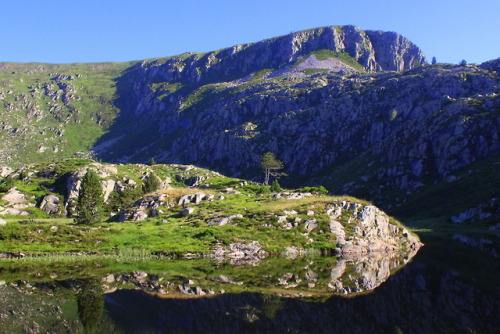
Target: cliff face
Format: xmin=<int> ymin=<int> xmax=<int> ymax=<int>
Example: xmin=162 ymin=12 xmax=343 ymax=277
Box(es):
xmin=131 ymin=25 xmax=425 ymax=86
xmin=97 ymin=59 xmax=499 ymax=218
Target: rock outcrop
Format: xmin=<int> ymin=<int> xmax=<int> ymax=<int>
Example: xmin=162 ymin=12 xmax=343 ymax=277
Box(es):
xmin=0 ymin=188 xmax=34 ymax=216
xmin=327 ymin=201 xmax=422 ymax=255
xmin=130 ymin=25 xmax=424 ymax=86
xmin=38 ymin=194 xmax=64 ymax=215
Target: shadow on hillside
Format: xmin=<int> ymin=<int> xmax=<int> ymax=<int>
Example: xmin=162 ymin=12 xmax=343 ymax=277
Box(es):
xmin=92 ymin=64 xmax=165 ymax=164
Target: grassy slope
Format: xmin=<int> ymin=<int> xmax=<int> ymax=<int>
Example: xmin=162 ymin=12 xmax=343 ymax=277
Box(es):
xmin=0 ymin=160 xmax=415 ymax=256
xmin=0 ymin=193 xmax=371 ymax=255
xmin=305 ymin=49 xmax=365 ymax=72
xmin=0 ymin=61 xmax=133 ymax=167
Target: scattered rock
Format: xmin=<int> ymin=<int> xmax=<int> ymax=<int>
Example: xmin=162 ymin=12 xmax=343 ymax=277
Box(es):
xmin=209 ymin=214 xmax=243 ymax=226
xmin=178 ymin=192 xmax=212 ymax=206
xmin=304 ymin=219 xmax=318 ymax=233
xmin=102 ymin=274 xmax=115 ymax=283
xmin=178 ymin=285 xmax=212 ymax=296
xmin=0 ymin=166 xmax=13 ymax=177
xmin=182 ymin=207 xmax=195 ymax=215
xmin=183 ymin=279 xmax=195 ymax=285
xmin=1 ymin=188 xmax=34 ymax=215
xmin=39 ymin=194 xmax=63 ymax=215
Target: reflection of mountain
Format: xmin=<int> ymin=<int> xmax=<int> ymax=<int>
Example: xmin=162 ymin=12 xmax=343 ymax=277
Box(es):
xmin=1 ymin=247 xmax=498 ymax=333
xmin=104 ymin=252 xmax=499 ymax=334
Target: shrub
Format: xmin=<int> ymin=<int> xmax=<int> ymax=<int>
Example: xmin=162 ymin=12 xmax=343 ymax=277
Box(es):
xmin=142 ymin=173 xmax=161 ymax=194
xmin=270 ymin=179 xmax=282 ymax=192
xmin=298 ymin=186 xmax=329 ymax=195
xmin=241 ymin=184 xmax=271 ymax=195
xmin=0 ymin=177 xmax=15 ymax=193
xmin=107 ymin=187 xmax=143 ymax=212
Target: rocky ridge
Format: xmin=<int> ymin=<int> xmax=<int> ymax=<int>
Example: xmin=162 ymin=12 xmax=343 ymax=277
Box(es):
xmin=133 ymin=25 xmax=424 ymax=86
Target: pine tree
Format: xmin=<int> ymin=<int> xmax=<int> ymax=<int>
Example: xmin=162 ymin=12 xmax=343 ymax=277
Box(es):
xmin=260 ymin=152 xmax=284 ymax=185
xmin=76 ymin=170 xmax=103 ymax=225
xmin=142 ymin=172 xmax=161 ymax=194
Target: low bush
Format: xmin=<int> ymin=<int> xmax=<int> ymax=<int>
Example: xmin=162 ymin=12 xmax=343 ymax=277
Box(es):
xmin=298 ymin=186 xmax=329 ymax=195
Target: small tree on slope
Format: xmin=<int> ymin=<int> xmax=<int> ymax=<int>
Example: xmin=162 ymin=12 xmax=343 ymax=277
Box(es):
xmin=142 ymin=172 xmax=161 ymax=194
xmin=260 ymin=152 xmax=284 ymax=185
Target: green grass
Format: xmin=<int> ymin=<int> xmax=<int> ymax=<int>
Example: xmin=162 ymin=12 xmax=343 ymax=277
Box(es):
xmin=296 ymin=49 xmax=365 ymax=72
xmin=251 ymin=69 xmax=273 ymax=81
xmin=0 ymin=61 xmax=132 ymax=167
xmin=0 ymin=191 xmax=400 ymax=255
xmin=302 ymin=68 xmax=330 ymax=75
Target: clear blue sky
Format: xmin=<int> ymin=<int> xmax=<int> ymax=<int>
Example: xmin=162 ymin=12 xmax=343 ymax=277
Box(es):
xmin=1 ymin=0 xmax=499 ymax=64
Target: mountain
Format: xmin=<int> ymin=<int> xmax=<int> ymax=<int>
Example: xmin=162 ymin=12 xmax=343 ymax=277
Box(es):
xmin=0 ymin=25 xmax=498 ymax=231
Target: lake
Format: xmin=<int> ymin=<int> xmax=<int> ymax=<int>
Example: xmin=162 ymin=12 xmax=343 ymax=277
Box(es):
xmin=0 ymin=238 xmax=498 ymax=333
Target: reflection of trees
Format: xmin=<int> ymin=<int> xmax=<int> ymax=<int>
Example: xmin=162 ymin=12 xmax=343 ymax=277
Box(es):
xmin=261 ymin=294 xmax=283 ymax=319
xmin=77 ymin=279 xmax=104 ymax=334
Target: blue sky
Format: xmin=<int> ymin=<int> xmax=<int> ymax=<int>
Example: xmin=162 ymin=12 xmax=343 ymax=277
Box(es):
xmin=1 ymin=0 xmax=499 ymax=64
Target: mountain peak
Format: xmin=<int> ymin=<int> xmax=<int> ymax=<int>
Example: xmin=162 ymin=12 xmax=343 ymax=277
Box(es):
xmin=137 ymin=25 xmax=426 ymax=86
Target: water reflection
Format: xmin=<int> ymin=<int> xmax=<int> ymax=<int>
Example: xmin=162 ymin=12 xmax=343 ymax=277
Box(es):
xmin=0 ymin=246 xmax=498 ymax=333
xmin=0 ymin=250 xmax=417 ymax=300
xmin=77 ymin=279 xmax=104 ymax=334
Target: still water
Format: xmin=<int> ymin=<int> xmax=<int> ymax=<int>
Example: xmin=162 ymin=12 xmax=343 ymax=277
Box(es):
xmin=0 ymin=240 xmax=498 ymax=333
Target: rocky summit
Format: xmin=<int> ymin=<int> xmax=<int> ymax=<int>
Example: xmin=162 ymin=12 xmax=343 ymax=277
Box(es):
xmin=0 ymin=25 xmax=498 ymax=230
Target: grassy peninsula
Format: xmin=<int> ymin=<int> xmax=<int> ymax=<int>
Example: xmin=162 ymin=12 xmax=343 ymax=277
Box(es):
xmin=0 ymin=159 xmax=419 ymax=258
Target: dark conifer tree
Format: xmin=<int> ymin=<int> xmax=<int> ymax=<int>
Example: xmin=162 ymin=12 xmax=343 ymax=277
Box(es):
xmin=76 ymin=169 xmax=103 ymax=225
